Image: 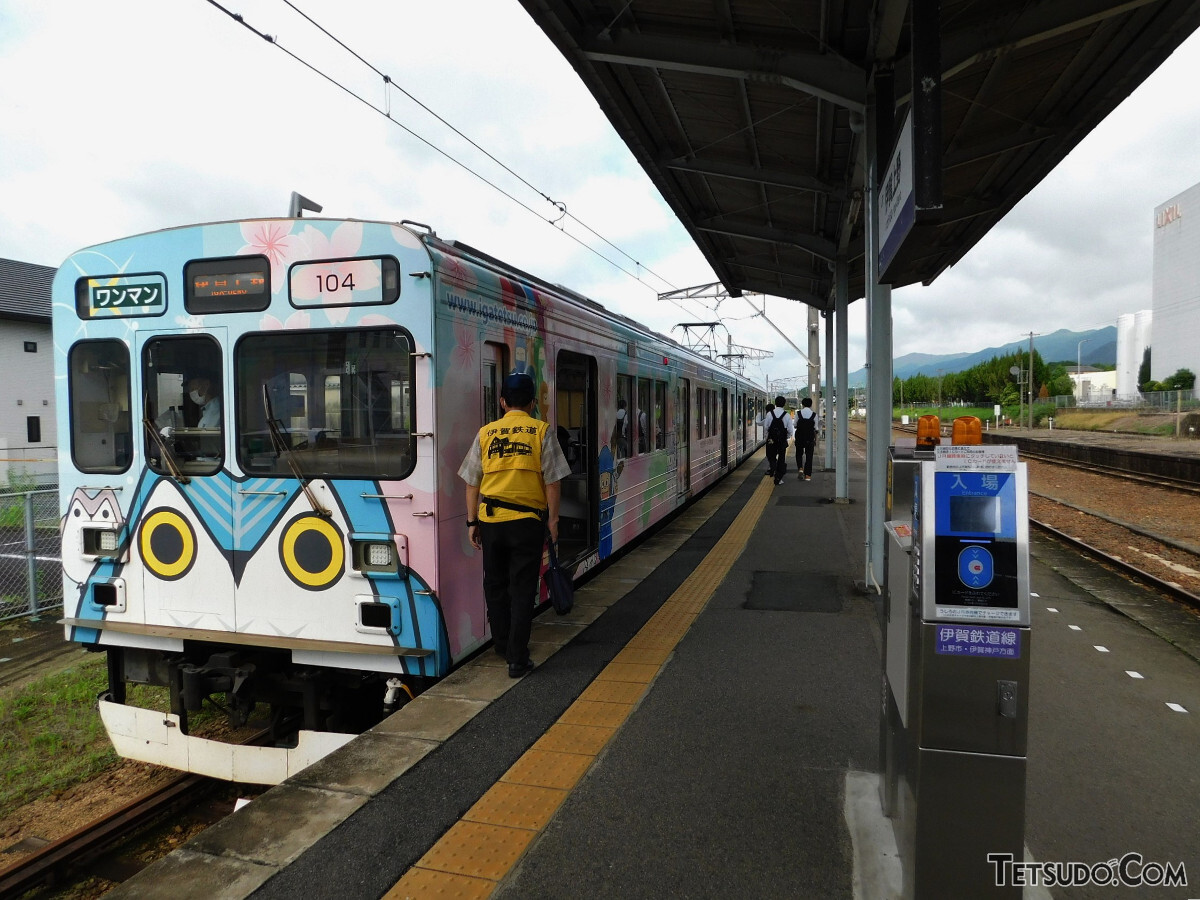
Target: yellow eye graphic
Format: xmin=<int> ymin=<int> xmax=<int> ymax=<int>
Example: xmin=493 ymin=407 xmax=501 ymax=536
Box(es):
xmin=140 ymin=509 xmax=196 ymax=581
xmin=279 ymin=515 xmax=345 ymax=590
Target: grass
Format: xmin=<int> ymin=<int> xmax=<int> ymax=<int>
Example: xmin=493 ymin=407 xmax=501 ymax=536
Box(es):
xmin=0 ymin=655 xmax=116 ymax=816
xmin=0 ymin=656 xmax=225 ymax=818
xmin=894 ymin=406 xmax=1003 ymax=423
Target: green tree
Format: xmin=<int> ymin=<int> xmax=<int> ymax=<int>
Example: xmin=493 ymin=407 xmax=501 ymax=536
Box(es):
xmin=1163 ymin=368 xmax=1196 ymax=391
xmin=1138 ymin=347 xmax=1153 ymax=391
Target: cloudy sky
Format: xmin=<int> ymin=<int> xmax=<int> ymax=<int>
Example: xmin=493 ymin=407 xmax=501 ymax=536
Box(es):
xmin=2 ymin=1 xmax=1198 ymax=386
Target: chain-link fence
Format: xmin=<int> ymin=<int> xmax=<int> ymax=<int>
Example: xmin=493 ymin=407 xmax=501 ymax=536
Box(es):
xmin=0 ymin=488 xmax=61 ymax=621
xmin=1052 ymin=391 xmax=1200 ymax=411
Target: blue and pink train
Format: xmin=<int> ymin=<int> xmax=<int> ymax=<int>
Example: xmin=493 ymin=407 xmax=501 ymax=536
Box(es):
xmin=53 ymin=217 xmax=767 ymax=782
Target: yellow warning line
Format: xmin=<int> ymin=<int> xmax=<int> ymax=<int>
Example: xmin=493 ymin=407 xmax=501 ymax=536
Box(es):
xmin=384 ymin=476 xmax=775 ymax=899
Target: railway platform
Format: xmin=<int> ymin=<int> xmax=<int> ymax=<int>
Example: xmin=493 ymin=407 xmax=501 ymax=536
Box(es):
xmin=107 ymin=445 xmax=1200 ymax=899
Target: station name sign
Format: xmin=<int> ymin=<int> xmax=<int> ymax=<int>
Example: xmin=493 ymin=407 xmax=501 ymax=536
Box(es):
xmin=878 ymin=112 xmax=915 ymax=278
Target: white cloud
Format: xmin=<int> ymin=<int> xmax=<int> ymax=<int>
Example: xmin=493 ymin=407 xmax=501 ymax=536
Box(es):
xmin=2 ymin=1 xmax=1199 ymax=381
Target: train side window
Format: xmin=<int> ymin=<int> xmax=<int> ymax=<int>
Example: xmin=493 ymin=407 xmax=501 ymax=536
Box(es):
xmin=636 ymin=377 xmax=651 ymax=454
xmin=68 ymin=340 xmax=132 ymax=474
xmin=654 ymin=380 xmax=667 ymax=450
xmin=142 ymin=336 xmax=224 ymax=476
xmin=613 ymin=374 xmax=632 ymax=459
xmin=483 ymin=342 xmax=507 ymax=425
xmin=236 ymin=328 xmax=415 ymax=479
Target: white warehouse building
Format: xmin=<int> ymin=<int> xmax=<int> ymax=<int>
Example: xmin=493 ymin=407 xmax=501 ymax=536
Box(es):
xmin=1151 ymin=183 xmax=1200 ymax=396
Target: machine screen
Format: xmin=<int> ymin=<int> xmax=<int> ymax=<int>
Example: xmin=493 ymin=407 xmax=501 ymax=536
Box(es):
xmin=949 ymin=495 xmax=1001 ymax=534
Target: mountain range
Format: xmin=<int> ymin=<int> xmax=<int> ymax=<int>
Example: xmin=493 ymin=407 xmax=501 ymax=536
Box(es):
xmin=848 ymin=326 xmax=1117 ymax=387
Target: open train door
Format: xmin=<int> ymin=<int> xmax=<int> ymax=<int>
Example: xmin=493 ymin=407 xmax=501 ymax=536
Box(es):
xmin=555 ymin=350 xmax=597 ymax=564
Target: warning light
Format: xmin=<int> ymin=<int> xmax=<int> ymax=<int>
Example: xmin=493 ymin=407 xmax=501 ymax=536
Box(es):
xmin=952 ymin=416 xmax=983 ymax=445
xmin=916 ymin=414 xmax=941 ymax=449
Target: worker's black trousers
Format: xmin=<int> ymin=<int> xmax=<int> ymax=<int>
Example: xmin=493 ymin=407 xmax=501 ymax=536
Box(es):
xmin=479 ymin=516 xmax=544 ymax=666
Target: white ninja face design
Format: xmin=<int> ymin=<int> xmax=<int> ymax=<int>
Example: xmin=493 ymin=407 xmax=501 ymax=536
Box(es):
xmin=61 ymin=488 xmax=124 ymax=586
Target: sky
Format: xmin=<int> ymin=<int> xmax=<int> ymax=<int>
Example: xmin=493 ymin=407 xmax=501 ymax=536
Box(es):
xmin=3 ymin=0 xmax=1200 ymax=389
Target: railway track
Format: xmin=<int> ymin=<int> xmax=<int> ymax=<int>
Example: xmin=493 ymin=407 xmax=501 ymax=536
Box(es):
xmin=0 ymin=772 xmax=216 ymax=897
xmin=0 ymin=721 xmax=270 ymax=897
xmin=1014 ymin=447 xmax=1200 ymax=496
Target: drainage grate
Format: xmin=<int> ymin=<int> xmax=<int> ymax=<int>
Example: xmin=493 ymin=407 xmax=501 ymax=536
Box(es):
xmin=744 ymin=572 xmax=844 ymax=612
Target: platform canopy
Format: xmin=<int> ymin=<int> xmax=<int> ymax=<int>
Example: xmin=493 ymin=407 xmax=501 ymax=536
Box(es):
xmin=517 ymin=0 xmax=1200 ymax=310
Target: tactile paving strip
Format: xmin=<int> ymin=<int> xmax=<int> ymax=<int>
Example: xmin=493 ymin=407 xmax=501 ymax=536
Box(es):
xmin=385 ymin=474 xmax=773 ymax=898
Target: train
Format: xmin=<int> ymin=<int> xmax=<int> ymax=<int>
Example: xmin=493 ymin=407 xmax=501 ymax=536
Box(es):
xmin=52 ymin=216 xmax=768 ymax=783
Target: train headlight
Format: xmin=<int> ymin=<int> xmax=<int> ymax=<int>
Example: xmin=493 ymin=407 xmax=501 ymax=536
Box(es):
xmin=352 ymin=539 xmax=400 ymax=575
xmin=367 ymin=543 xmax=392 ymax=567
xmin=84 ymin=527 xmax=121 ymax=556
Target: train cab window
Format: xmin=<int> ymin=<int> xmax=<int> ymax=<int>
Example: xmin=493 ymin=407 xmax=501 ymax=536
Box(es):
xmin=68 ymin=340 xmax=133 ymax=474
xmin=654 ymin=380 xmax=667 ymax=450
xmin=636 ymin=378 xmax=651 ymax=454
xmin=142 ymin=336 xmax=224 ymax=476
xmin=236 ymin=328 xmax=415 ymax=479
xmin=613 ymin=375 xmax=632 ymax=459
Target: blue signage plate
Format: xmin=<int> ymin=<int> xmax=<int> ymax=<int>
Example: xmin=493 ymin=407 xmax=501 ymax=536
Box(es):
xmin=934 ymin=624 xmax=1021 ymax=659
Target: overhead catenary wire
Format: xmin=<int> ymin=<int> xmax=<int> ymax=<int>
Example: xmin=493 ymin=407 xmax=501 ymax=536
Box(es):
xmin=200 ymin=0 xmax=696 ymax=307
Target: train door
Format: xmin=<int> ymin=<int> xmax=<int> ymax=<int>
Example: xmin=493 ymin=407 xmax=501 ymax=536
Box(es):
xmin=676 ymin=378 xmax=691 ymax=497
xmin=555 ymin=351 xmax=596 ymax=563
xmin=738 ymin=392 xmax=746 ymax=453
xmin=135 ymin=329 xmax=234 ymax=624
xmin=721 ymin=387 xmax=729 ymax=467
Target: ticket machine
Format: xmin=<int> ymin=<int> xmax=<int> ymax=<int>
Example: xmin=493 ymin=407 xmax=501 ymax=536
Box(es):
xmin=884 ymin=444 xmax=1031 ymax=899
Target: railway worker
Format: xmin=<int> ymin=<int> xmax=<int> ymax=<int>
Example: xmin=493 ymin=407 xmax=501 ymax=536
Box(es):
xmin=794 ymin=397 xmax=821 ymax=481
xmin=759 ymin=396 xmax=794 ymax=485
xmin=157 ymin=374 xmax=221 ymax=436
xmin=188 ymin=376 xmax=221 ymax=430
xmin=459 ymin=371 xmax=571 ymax=678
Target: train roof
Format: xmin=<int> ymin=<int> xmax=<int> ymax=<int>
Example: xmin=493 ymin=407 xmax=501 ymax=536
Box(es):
xmin=426 ymin=232 xmax=764 ymax=389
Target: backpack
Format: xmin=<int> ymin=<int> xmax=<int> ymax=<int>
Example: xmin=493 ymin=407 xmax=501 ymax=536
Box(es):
xmin=767 ymin=410 xmax=788 ymax=447
xmin=795 ymin=410 xmax=816 ymax=443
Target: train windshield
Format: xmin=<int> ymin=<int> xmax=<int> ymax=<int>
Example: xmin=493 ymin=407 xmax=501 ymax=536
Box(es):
xmin=68 ymin=340 xmax=133 ymax=474
xmin=142 ymin=335 xmax=224 ymax=476
xmin=236 ymin=328 xmax=415 ymax=479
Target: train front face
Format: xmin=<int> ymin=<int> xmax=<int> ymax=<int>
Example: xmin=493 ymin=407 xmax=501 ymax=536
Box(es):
xmin=52 ymin=218 xmax=452 ymax=781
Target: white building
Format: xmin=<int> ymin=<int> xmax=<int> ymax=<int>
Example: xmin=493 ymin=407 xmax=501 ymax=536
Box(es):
xmin=0 ymin=259 xmax=56 ymax=485
xmin=1151 ymin=183 xmax=1200 ymax=395
xmin=1068 ymin=368 xmax=1118 ymax=405
xmin=1115 ymin=309 xmax=1152 ymax=398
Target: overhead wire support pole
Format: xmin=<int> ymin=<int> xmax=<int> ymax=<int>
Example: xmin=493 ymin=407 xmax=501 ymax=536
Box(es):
xmin=743 ymin=297 xmax=810 ymax=366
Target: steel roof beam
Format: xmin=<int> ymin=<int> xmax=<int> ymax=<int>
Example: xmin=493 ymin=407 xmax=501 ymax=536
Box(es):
xmin=695 ymin=219 xmax=838 ymax=262
xmin=735 ymin=276 xmax=829 ymax=309
xmin=582 ymin=32 xmax=867 ymax=113
xmin=893 ymin=0 xmax=1163 ymax=86
xmin=664 ymin=158 xmax=847 ymax=201
xmin=724 ymin=255 xmax=829 ymax=285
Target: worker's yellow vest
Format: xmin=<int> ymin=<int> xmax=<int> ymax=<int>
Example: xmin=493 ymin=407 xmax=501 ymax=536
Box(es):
xmin=477 ymin=411 xmax=549 ymax=523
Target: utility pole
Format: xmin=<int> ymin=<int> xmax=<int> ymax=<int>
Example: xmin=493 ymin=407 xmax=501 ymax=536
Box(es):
xmin=1027 ymin=331 xmax=1036 ymax=428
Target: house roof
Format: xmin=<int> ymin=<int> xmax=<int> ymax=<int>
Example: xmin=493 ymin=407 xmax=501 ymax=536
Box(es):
xmin=0 ymin=258 xmax=54 ymax=322
xmin=517 ymin=0 xmax=1200 ymax=309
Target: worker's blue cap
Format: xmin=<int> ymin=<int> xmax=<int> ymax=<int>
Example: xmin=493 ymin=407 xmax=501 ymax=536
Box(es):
xmin=503 ymin=371 xmax=535 ymax=393
xmin=502 ymin=371 xmax=536 ymax=403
